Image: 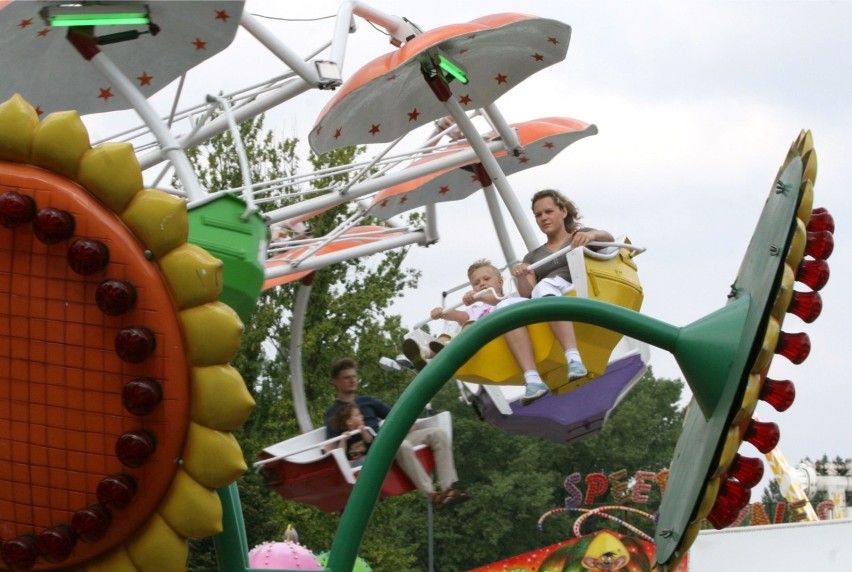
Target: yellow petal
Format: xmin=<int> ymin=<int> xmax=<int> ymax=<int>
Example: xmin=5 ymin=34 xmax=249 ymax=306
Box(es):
xmin=179 ymin=302 xmax=244 ymax=366
xmin=0 ymin=94 xmax=38 ymax=162
xmin=158 ymin=243 xmax=224 ymax=309
xmin=32 ymin=110 xmax=91 ymax=179
xmin=122 ymin=190 xmax=189 ymax=259
xmin=84 ymin=545 xmax=138 ymax=572
xmin=78 ymin=142 xmax=142 ymax=213
xmin=191 ymin=364 xmax=254 ymax=430
xmin=126 ymin=512 xmax=188 ymax=572
xmin=182 ymin=421 xmax=247 ymax=488
xmin=159 ymin=468 xmax=223 ymax=539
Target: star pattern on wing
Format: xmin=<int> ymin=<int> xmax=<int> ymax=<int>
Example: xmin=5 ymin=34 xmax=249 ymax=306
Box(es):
xmin=399 ymin=196 xmax=408 ymax=205
xmin=380 ymin=199 xmax=389 ymax=208
xmin=532 ymin=52 xmax=544 ymax=62
xmin=369 ymin=124 xmax=381 ymax=136
xmin=459 ymin=94 xmax=472 ymax=106
xmin=36 ymin=28 xmax=50 ymax=37
xmin=547 ymin=36 xmax=560 ymax=45
xmin=137 ymin=72 xmax=153 ymax=86
xmin=543 ymin=142 xmax=555 ymax=149
xmin=215 ymin=9 xmax=230 ymax=22
xmin=334 ymin=128 xmax=342 ymax=140
xmin=408 ymin=109 xmax=420 ymax=122
xmin=18 ymin=19 xmax=32 ymax=28
xmin=438 ymin=185 xmax=451 ymax=195
xmin=192 ymin=38 xmax=207 ymax=50
xmin=495 ymin=73 xmax=508 ymax=85
xmin=98 ymin=88 xmax=114 ymax=101
xmin=518 ymin=156 xmax=530 ymax=164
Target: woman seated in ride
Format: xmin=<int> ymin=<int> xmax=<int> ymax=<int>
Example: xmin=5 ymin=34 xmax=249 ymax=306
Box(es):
xmin=511 ymin=189 xmax=614 ymax=393
xmin=426 ymin=259 xmax=551 ymax=406
xmin=327 ymin=402 xmax=374 ymax=467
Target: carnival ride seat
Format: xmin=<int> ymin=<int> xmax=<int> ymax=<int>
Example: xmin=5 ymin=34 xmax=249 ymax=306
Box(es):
xmin=450 ymin=240 xmax=649 ymax=444
xmin=453 ymin=239 xmax=644 ymax=394
xmin=256 ymin=411 xmax=453 ymax=512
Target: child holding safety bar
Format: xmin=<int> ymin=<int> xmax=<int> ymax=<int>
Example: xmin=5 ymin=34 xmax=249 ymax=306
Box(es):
xmin=423 ymin=259 xmax=551 ymax=406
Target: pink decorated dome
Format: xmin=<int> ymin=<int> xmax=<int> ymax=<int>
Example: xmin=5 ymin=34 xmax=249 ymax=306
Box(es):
xmin=248 ymin=526 xmax=323 ymax=570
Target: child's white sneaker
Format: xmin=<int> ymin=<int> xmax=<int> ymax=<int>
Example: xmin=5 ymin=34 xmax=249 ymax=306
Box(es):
xmin=520 ymin=381 xmax=549 ymax=406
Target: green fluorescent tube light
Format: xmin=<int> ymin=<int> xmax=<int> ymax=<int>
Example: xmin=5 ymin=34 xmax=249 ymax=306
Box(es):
xmin=43 ymin=4 xmax=150 ymax=27
xmin=438 ymin=55 xmax=469 ymax=85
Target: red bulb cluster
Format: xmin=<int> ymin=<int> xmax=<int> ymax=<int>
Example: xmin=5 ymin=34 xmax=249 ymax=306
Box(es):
xmin=0 ymin=191 xmax=36 ymax=228
xmin=115 ymin=430 xmax=157 ymax=468
xmin=707 ymin=478 xmax=751 ymax=529
xmin=1 ymin=535 xmax=37 ymax=571
xmin=96 ymin=279 xmax=138 ymax=315
xmin=122 ymin=378 xmax=163 ymax=416
xmin=115 ymin=327 xmax=156 ymax=363
xmin=35 ymin=525 xmax=76 ymax=563
xmin=1 ymin=177 xmax=167 ymax=567
xmin=33 ymin=207 xmax=75 ymax=244
xmin=97 ymin=474 xmax=138 ymax=510
xmin=67 ymin=238 xmax=110 ymax=275
xmin=71 ymin=504 xmax=113 ymax=543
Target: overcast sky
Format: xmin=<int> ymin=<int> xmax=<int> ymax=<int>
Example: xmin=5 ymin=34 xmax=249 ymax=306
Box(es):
xmin=79 ymin=1 xmax=852 ymax=496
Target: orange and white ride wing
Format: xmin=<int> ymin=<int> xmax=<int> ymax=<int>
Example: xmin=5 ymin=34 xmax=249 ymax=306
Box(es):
xmin=370 ymin=117 xmax=597 ymax=220
xmin=263 ymin=225 xmax=404 ymax=290
xmin=0 ymin=1 xmax=243 ymax=115
xmin=310 ymin=13 xmax=571 ymax=153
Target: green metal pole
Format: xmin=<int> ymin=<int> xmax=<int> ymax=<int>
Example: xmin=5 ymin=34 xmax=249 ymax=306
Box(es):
xmin=327 ymin=296 xmax=681 ymax=571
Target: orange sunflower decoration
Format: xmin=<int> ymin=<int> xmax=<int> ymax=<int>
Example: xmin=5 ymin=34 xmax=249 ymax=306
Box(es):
xmin=0 ymin=94 xmax=254 ymax=571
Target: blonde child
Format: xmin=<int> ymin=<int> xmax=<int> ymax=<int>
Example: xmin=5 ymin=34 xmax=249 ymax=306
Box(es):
xmin=329 ymin=402 xmax=374 ymax=467
xmin=429 ymin=259 xmax=550 ymax=406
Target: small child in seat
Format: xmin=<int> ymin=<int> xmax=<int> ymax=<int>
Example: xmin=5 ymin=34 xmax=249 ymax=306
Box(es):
xmin=328 ymin=402 xmax=374 ymax=467
xmin=423 ymin=259 xmax=551 ymax=406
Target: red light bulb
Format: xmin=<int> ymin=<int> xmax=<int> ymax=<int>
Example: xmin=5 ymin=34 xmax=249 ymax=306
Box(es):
xmin=707 ymin=478 xmax=751 ymax=529
xmin=35 ymin=525 xmax=76 ymax=563
xmin=1 ymin=535 xmax=37 ymax=571
xmin=122 ymin=378 xmax=163 ymax=416
xmin=788 ymin=290 xmax=822 ymax=323
xmin=115 ymin=429 xmax=156 ymax=468
xmin=33 ymin=207 xmax=75 ymax=244
xmin=760 ymin=378 xmax=796 ymax=412
xmin=114 ymin=327 xmax=156 ymax=363
xmin=727 ymin=454 xmax=764 ymax=489
xmin=796 ymin=258 xmax=829 ymax=291
xmin=97 ymin=473 xmax=138 ymax=510
xmin=0 ymin=191 xmax=36 ymax=228
xmin=67 ymin=238 xmax=109 ymax=275
xmin=808 ymin=207 xmax=834 ymax=234
xmin=71 ymin=504 xmax=112 ymax=543
xmin=776 ymin=331 xmax=811 ymax=364
xmin=96 ymin=279 xmax=137 ymax=316
xmin=805 ymin=230 xmax=833 ymax=260
xmin=744 ymin=419 xmax=780 ymax=454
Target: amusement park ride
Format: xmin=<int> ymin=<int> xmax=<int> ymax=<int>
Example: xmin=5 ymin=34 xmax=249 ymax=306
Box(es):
xmin=0 ymin=1 xmax=836 ymax=571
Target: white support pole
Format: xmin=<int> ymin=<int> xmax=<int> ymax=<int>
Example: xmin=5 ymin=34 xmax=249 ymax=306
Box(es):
xmin=263 ymin=139 xmax=506 ymax=224
xmin=440 ymin=96 xmax=539 ymax=251
xmin=264 ymin=231 xmax=427 ymax=280
xmin=240 ymin=11 xmax=323 ymax=86
xmin=289 ymin=282 xmax=314 ymax=433
xmin=87 ymin=51 xmax=205 ymax=200
xmin=482 ymin=185 xmax=519 ymax=266
xmin=138 ymin=79 xmax=313 ymax=170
